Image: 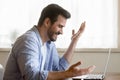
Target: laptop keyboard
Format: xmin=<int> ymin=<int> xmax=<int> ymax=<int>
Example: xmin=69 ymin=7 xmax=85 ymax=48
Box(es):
xmin=72 ymin=74 xmax=105 ymax=80
xmin=85 ymin=74 xmax=104 ymax=79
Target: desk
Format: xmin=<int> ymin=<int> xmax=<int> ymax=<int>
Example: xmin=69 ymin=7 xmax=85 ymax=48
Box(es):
xmin=71 ymin=73 xmax=120 ymax=80
xmin=104 ymin=73 xmax=120 ymax=80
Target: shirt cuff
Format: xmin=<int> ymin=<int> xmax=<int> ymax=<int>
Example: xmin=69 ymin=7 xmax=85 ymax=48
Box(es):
xmin=60 ymin=57 xmax=69 ymax=70
xmin=40 ymin=71 xmax=48 ymax=80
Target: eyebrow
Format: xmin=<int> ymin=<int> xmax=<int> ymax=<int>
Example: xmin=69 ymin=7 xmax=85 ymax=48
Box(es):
xmin=59 ymin=24 xmax=64 ymax=28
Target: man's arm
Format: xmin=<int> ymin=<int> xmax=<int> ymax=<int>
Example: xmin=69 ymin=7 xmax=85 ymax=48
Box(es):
xmin=46 ymin=22 xmax=96 ymax=80
xmin=47 ymin=61 xmax=96 ymax=80
xmin=63 ymin=22 xmax=86 ymax=63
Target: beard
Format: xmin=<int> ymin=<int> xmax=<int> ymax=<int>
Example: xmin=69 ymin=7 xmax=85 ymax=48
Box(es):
xmin=47 ymin=28 xmax=61 ymax=42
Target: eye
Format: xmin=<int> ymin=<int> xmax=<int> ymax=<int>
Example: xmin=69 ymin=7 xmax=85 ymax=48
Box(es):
xmin=58 ymin=25 xmax=63 ymax=28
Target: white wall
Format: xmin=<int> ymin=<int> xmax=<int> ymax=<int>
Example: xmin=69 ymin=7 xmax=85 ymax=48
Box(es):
xmin=0 ymin=49 xmax=10 ymax=68
xmin=118 ymin=0 xmax=120 ymax=48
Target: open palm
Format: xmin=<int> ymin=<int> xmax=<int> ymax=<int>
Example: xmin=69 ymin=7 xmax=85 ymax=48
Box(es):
xmin=71 ymin=21 xmax=86 ymax=41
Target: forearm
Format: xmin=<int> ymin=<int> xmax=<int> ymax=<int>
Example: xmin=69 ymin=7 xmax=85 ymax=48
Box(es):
xmin=47 ymin=70 xmax=71 ymax=80
xmin=63 ymin=39 xmax=78 ymax=63
xmin=47 ymin=61 xmax=96 ymax=80
xmin=63 ymin=22 xmax=85 ymax=63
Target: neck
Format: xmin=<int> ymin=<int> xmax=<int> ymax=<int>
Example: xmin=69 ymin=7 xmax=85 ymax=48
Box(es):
xmin=36 ymin=25 xmax=49 ymax=45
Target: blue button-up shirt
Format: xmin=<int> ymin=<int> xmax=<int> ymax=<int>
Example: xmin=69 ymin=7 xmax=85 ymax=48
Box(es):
xmin=3 ymin=26 xmax=69 ymax=80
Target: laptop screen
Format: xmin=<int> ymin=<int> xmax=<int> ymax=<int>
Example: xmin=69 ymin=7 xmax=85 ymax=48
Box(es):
xmin=72 ymin=48 xmax=111 ymax=80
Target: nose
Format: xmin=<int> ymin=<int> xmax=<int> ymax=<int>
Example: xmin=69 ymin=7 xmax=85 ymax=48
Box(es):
xmin=60 ymin=29 xmax=63 ymax=34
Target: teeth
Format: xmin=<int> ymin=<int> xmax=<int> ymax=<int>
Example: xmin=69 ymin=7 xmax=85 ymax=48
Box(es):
xmin=55 ymin=32 xmax=61 ymax=35
xmin=57 ymin=32 xmax=61 ymax=35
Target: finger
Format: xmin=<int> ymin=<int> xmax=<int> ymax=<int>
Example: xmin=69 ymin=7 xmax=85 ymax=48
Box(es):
xmin=71 ymin=61 xmax=81 ymax=68
xmin=72 ymin=29 xmax=75 ymax=35
xmin=76 ymin=65 xmax=96 ymax=75
xmin=87 ymin=65 xmax=96 ymax=73
xmin=79 ymin=22 xmax=85 ymax=32
xmin=76 ymin=22 xmax=85 ymax=37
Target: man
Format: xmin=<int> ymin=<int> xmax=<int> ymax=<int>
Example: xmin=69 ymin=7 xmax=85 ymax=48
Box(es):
xmin=3 ymin=4 xmax=95 ymax=80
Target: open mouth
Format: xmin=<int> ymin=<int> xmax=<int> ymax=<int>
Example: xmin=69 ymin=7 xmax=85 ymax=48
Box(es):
xmin=55 ymin=32 xmax=61 ymax=35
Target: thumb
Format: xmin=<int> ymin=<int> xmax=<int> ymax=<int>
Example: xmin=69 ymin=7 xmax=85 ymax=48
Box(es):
xmin=72 ymin=29 xmax=75 ymax=36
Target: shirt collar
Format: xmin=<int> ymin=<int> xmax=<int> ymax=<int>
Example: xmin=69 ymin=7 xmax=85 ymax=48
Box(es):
xmin=31 ymin=25 xmax=51 ymax=47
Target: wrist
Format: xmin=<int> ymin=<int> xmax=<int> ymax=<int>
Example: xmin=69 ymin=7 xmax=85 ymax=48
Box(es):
xmin=65 ymin=70 xmax=74 ymax=78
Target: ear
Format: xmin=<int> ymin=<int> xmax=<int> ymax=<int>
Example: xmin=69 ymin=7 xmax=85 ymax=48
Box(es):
xmin=44 ymin=18 xmax=51 ymax=28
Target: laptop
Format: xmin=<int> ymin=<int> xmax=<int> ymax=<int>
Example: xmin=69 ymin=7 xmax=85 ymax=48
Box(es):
xmin=72 ymin=48 xmax=111 ymax=80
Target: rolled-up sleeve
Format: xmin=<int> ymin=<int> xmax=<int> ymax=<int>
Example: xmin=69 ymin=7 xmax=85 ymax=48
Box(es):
xmin=14 ymin=35 xmax=48 ymax=80
xmin=59 ymin=57 xmax=69 ymax=70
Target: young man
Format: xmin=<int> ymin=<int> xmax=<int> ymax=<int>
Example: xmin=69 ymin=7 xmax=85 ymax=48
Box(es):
xmin=3 ymin=4 xmax=95 ymax=80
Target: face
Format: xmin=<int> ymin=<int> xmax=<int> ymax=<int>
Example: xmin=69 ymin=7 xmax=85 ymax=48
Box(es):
xmin=47 ymin=15 xmax=67 ymax=41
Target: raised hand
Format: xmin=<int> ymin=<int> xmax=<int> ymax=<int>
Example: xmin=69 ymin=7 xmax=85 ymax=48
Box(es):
xmin=63 ymin=22 xmax=86 ymax=63
xmin=71 ymin=21 xmax=86 ymax=41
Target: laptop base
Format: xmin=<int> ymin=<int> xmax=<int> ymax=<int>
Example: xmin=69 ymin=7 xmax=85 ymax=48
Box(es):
xmin=72 ymin=74 xmax=104 ymax=80
xmin=72 ymin=79 xmax=104 ymax=80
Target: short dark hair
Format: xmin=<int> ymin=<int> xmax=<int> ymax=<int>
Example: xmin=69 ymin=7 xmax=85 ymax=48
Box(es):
xmin=38 ymin=4 xmax=71 ymax=26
